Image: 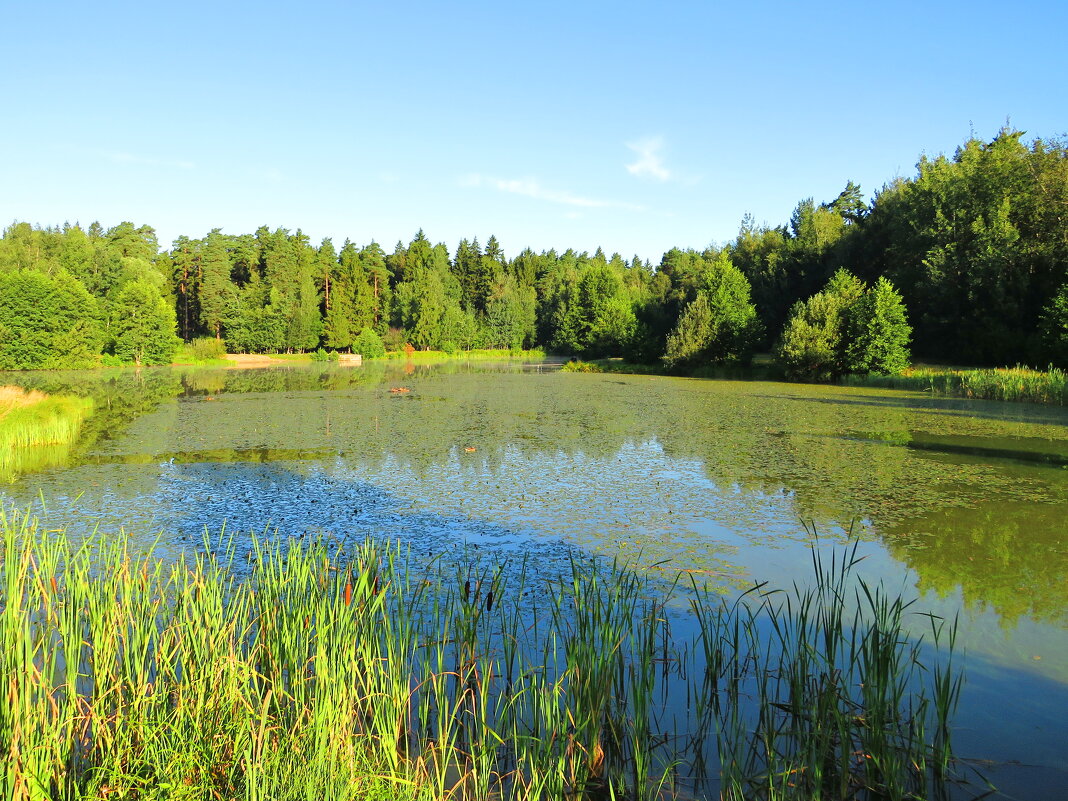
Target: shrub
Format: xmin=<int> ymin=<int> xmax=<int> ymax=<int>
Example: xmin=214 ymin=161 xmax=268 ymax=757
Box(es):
xmin=847 ymin=277 xmax=911 ymax=375
xmin=382 ymin=327 xmax=406 ymax=353
xmin=0 ymin=269 xmax=103 ymax=369
xmin=112 ymin=280 xmax=181 ymax=366
xmin=190 ymin=337 xmax=227 ymax=362
xmin=352 ymin=327 xmax=386 ymax=358
xmin=1040 ymin=282 xmax=1068 ymax=367
xmin=777 ymin=270 xmax=910 ymax=381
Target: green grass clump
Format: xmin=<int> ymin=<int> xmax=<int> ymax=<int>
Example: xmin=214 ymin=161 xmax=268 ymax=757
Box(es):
xmin=842 ymin=364 xmax=1068 ymax=405
xmin=694 ymin=542 xmax=965 ymax=800
xmin=173 ymin=338 xmax=229 ymax=365
xmin=0 ymin=512 xmax=975 ymax=800
xmin=0 ymin=388 xmax=93 ymax=481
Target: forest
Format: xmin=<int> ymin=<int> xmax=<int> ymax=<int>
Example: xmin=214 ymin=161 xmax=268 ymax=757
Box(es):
xmin=1 ymin=129 xmax=1066 ymax=375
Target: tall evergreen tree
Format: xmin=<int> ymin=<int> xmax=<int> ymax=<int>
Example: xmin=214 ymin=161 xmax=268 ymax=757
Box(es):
xmin=199 ymin=230 xmax=233 ymax=340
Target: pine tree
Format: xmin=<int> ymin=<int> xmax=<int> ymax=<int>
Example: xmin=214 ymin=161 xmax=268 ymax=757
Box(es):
xmin=847 ymin=277 xmax=911 ymax=374
xmin=199 ymin=231 xmax=233 ymax=340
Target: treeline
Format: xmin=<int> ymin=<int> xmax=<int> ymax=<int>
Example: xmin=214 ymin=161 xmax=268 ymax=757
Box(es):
xmin=1 ymin=129 xmax=1065 ymax=372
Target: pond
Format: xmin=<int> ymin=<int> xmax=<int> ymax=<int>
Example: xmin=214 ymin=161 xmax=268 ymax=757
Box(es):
xmin=2 ymin=360 xmax=1066 ymax=798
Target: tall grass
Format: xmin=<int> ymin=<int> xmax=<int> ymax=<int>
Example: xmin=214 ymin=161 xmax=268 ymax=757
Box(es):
xmin=0 ymin=511 xmax=975 ymax=800
xmin=692 ymin=542 xmax=966 ymax=800
xmin=842 ymin=365 xmax=1068 ymax=405
xmin=0 ymin=388 xmax=93 ymax=482
xmin=173 ymin=338 xmax=229 ymax=365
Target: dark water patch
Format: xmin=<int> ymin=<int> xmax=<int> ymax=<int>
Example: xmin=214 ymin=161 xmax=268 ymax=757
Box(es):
xmin=772 ymin=388 xmax=1068 ymax=427
xmin=841 ymin=431 xmax=1068 ymax=468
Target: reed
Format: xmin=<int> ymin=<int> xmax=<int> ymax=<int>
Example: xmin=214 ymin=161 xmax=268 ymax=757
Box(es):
xmin=0 ymin=388 xmax=93 ymax=481
xmin=842 ymin=364 xmax=1068 ymax=405
xmin=0 ymin=510 xmax=976 ymax=800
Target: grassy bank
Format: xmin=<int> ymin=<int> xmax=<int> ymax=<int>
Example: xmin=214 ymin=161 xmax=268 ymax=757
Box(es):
xmin=560 ymin=355 xmax=784 ymax=381
xmin=0 ymin=387 xmax=93 ymax=482
xmin=1 ymin=511 xmax=974 ymax=800
xmin=170 ymin=339 xmax=230 ymax=367
xmin=842 ymin=365 xmax=1068 ymax=405
xmin=563 ymin=358 xmax=1068 ymax=406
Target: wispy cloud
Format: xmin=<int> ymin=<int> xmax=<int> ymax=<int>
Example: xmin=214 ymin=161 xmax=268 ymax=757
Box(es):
xmin=106 ymin=151 xmax=195 ymax=170
xmin=625 ymin=137 xmax=671 ymax=181
xmin=461 ymin=174 xmax=645 ymax=211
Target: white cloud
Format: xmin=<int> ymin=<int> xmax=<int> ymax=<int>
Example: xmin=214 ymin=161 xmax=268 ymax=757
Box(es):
xmin=625 ymin=137 xmax=671 ymax=181
xmin=461 ymin=174 xmax=644 ymax=212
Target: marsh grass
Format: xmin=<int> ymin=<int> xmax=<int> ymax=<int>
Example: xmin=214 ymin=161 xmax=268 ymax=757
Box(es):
xmin=693 ymin=542 xmax=968 ymax=801
xmin=842 ymin=365 xmax=1068 ymax=405
xmin=172 ymin=339 xmax=229 ymax=365
xmin=0 ymin=511 xmax=976 ymax=800
xmin=0 ymin=388 xmax=93 ymax=481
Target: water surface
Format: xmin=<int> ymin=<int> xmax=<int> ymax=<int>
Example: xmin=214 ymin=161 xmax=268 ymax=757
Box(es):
xmin=2 ymin=361 xmax=1066 ymax=796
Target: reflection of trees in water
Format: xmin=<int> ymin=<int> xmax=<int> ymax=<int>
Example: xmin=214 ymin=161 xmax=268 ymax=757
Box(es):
xmin=3 ymin=365 xmax=1067 ymax=626
xmin=879 ymin=503 xmax=1068 ymax=626
xmin=0 ymin=368 xmax=183 ymax=479
xmin=0 ymin=442 xmax=74 ymax=483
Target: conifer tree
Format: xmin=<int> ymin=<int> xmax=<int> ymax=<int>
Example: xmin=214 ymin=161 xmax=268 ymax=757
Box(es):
xmin=847 ymin=276 xmax=911 ymax=374
xmin=199 ymin=231 xmax=233 ymax=340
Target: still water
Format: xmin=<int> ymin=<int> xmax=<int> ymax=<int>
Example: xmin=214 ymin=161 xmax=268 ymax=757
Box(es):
xmin=2 ymin=360 xmax=1066 ymax=797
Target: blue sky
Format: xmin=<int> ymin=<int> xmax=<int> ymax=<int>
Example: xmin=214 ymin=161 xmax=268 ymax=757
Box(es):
xmin=3 ymin=0 xmax=1065 ymax=262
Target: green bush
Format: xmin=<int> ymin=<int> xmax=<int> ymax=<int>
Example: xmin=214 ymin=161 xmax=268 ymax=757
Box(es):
xmin=190 ymin=337 xmax=227 ymax=362
xmin=381 ymin=327 xmax=406 ymax=353
xmin=0 ymin=269 xmax=103 ymax=369
xmin=847 ymin=277 xmax=912 ymax=375
xmin=353 ymin=327 xmax=387 ymax=358
xmin=1040 ymin=282 xmax=1068 ymax=367
xmin=777 ymin=270 xmax=911 ymax=381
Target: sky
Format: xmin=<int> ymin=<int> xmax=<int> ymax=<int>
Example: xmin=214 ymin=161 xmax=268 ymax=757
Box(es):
xmin=3 ymin=0 xmax=1065 ymax=263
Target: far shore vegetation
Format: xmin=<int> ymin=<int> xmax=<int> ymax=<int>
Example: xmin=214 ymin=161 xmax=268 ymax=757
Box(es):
xmin=563 ymin=358 xmax=1068 ymax=406
xmin=2 ymin=510 xmax=972 ymax=801
xmin=1 ymin=128 xmax=1066 ymax=408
